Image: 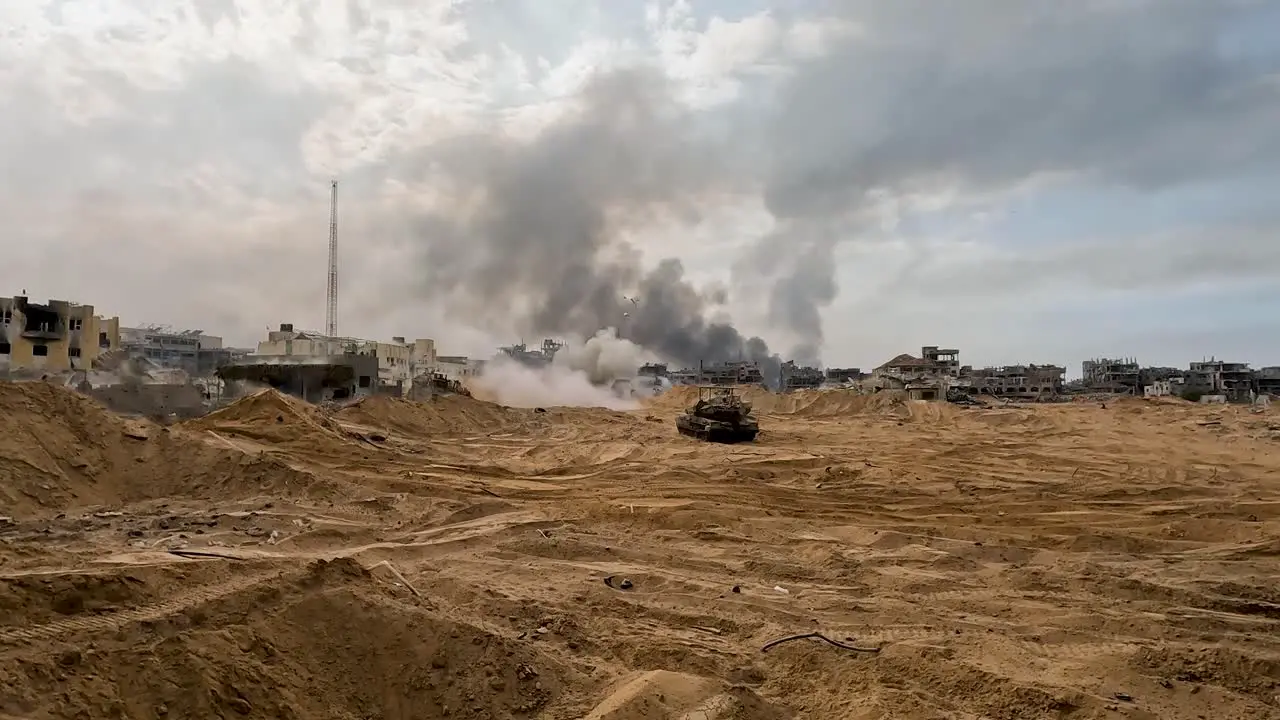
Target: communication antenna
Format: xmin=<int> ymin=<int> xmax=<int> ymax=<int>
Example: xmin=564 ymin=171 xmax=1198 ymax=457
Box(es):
xmin=325 ymin=179 xmax=338 ymax=337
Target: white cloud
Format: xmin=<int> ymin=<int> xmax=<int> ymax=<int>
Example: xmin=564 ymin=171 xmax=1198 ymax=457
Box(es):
xmin=1 ymin=0 xmax=1277 ymax=372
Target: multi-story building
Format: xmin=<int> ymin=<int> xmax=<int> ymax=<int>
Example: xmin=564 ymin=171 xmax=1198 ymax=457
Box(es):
xmin=1139 ymin=366 xmax=1183 ymax=386
xmin=1256 ymin=367 xmax=1280 ymax=397
xmin=436 ymin=355 xmax=483 ymax=382
xmin=1185 ymin=359 xmax=1254 ymax=403
xmin=921 ymin=346 xmax=961 ymax=376
xmin=698 ymin=360 xmax=765 ymax=386
xmin=120 ymin=326 xmax=231 ymax=375
xmin=781 ymin=361 xmax=824 ymax=391
xmin=254 ymin=324 xmax=437 ymax=391
xmin=1082 ymin=357 xmax=1140 ymax=393
xmin=824 ymin=367 xmax=863 ymax=383
xmin=970 ymin=364 xmax=1066 ymax=400
xmin=0 ymin=295 xmax=120 ymax=373
xmin=499 ymin=339 xmax=564 ymax=368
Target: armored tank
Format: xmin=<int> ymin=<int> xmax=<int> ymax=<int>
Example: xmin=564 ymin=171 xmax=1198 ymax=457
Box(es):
xmin=676 ymin=385 xmax=759 ymax=443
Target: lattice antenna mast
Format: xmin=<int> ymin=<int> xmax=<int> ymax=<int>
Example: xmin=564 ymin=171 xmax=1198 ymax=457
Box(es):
xmin=325 ymin=179 xmax=338 ymax=337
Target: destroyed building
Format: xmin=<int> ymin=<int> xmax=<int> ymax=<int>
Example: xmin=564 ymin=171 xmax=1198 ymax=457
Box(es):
xmin=436 ymin=355 xmax=484 ymax=382
xmin=1256 ymin=367 xmax=1280 ymax=397
xmin=218 ymin=354 xmax=380 ymax=403
xmin=970 ymin=364 xmax=1066 ymax=400
xmin=255 ymin=324 xmax=437 ymax=393
xmin=0 ymin=295 xmax=120 ymax=374
xmin=1139 ymin=366 xmax=1183 ymax=385
xmin=870 ymin=347 xmax=960 ymax=400
xmin=1185 ymin=359 xmax=1254 ymax=403
xmin=668 ymin=360 xmax=765 ymax=386
xmin=639 ymin=362 xmax=668 ymax=378
xmin=1082 ymin=357 xmax=1140 ymax=393
xmin=781 ymin=361 xmax=824 ymax=391
xmin=698 ymin=360 xmax=765 ymax=386
xmin=120 ymin=325 xmax=239 ymax=376
xmin=824 ymin=367 xmax=863 ymax=383
xmin=921 ymin=346 xmax=961 ymax=376
xmin=499 ymin=339 xmax=563 ymax=368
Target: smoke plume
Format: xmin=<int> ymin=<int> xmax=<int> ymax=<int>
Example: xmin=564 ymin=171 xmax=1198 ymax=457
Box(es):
xmin=409 ymin=69 xmax=783 ymax=373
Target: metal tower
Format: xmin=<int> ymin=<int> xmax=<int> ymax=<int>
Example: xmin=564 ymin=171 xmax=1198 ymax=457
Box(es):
xmin=325 ymin=179 xmax=338 ymax=337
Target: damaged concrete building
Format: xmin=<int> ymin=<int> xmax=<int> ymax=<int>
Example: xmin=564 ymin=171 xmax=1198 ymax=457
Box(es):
xmin=670 ymin=360 xmax=766 ymax=386
xmin=970 ymin=364 xmax=1066 ymax=400
xmin=499 ymin=339 xmax=564 ymax=368
xmin=870 ymin=346 xmax=961 ymax=400
xmin=1082 ymin=357 xmax=1141 ymax=394
xmin=0 ymin=295 xmax=120 ymax=374
xmin=824 ymin=367 xmax=864 ymax=384
xmin=781 ymin=361 xmax=824 ymax=391
xmin=436 ymin=355 xmax=484 ymax=383
xmin=639 ymin=363 xmax=668 ymax=378
xmin=119 ymin=325 xmax=240 ymax=376
xmin=921 ymin=346 xmax=961 ymax=376
xmin=253 ymin=324 xmax=437 ymax=394
xmin=1256 ymin=367 xmax=1280 ymax=397
xmin=218 ymin=354 xmax=380 ymax=403
xmin=1185 ymin=359 xmax=1254 ymax=403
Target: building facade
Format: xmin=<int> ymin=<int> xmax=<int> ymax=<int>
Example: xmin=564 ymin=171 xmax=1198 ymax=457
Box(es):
xmin=0 ymin=295 xmax=120 ymax=373
xmin=254 ymin=324 xmax=438 ymax=392
xmin=1256 ymin=367 xmax=1280 ymax=397
xmin=1082 ymin=358 xmax=1141 ymax=393
xmin=436 ymin=355 xmax=484 ymax=382
xmin=1185 ymin=360 xmax=1253 ymax=402
xmin=120 ymin=326 xmax=230 ymax=375
xmin=970 ymin=364 xmax=1066 ymax=400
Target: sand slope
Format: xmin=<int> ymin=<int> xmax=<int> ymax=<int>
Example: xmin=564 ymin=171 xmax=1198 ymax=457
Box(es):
xmin=1 ymin=384 xmax=1278 ymax=719
xmin=336 ymin=394 xmax=539 ymax=437
xmin=0 ymin=382 xmax=331 ymax=517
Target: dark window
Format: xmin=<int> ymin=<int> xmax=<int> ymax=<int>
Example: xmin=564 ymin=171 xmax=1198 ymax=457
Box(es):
xmin=32 ymin=344 xmax=48 ymax=356
xmin=98 ymin=332 xmax=109 ymax=348
xmin=69 ymin=347 xmax=81 ymax=358
xmin=358 ymin=376 xmax=371 ymax=388
xmin=0 ymin=342 xmax=9 ymax=354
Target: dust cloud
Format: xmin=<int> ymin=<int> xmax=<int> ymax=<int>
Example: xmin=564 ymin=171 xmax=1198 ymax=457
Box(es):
xmin=471 ymin=328 xmax=645 ymax=410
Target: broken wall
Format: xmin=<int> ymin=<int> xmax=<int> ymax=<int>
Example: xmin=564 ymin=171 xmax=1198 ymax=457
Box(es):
xmin=85 ymin=383 xmax=208 ymax=420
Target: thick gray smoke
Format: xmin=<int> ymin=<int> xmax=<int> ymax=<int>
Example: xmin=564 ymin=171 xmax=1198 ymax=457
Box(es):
xmin=409 ymin=69 xmax=781 ymax=375
xmin=554 ymin=328 xmax=646 ymax=385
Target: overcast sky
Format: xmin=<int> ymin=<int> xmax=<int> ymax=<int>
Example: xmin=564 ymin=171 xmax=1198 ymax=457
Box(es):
xmin=3 ymin=0 xmax=1279 ymax=373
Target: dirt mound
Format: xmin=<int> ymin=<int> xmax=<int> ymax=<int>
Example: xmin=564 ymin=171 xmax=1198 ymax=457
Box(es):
xmin=0 ymin=381 xmax=332 ymax=517
xmin=582 ymin=670 xmax=789 ymax=719
xmin=648 ymin=387 xmax=956 ymax=422
xmin=0 ymin=558 xmax=587 ymax=719
xmin=186 ymin=389 xmax=353 ymax=447
xmin=336 ymin=393 xmax=536 ymax=437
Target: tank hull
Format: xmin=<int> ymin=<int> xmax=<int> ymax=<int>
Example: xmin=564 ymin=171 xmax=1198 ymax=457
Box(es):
xmin=676 ymin=415 xmax=758 ymax=443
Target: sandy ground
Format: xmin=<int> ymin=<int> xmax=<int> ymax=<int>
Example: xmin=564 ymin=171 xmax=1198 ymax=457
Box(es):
xmin=1 ymin=381 xmax=1278 ymax=719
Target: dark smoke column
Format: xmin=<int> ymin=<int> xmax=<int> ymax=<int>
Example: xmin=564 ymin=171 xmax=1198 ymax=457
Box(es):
xmin=409 ymin=69 xmax=780 ymax=375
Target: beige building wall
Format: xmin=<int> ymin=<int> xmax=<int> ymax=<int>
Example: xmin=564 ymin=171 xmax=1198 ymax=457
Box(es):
xmin=413 ymin=338 xmax=436 ymax=368
xmin=0 ymin=296 xmax=120 ymax=372
xmin=254 ymin=325 xmax=438 ymax=392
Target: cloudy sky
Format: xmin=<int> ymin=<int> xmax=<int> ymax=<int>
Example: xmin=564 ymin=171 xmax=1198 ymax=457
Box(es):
xmin=3 ymin=0 xmax=1279 ymax=373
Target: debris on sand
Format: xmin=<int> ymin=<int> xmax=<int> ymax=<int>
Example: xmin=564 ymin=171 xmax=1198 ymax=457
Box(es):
xmin=0 ymin=381 xmax=1276 ymax=719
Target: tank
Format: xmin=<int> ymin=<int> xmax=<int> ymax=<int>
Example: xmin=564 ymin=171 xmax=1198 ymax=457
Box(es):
xmin=676 ymin=386 xmax=759 ymax=443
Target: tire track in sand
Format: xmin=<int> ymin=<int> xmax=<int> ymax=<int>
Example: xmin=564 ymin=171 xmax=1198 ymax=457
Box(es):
xmin=0 ymin=569 xmax=282 ymax=646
